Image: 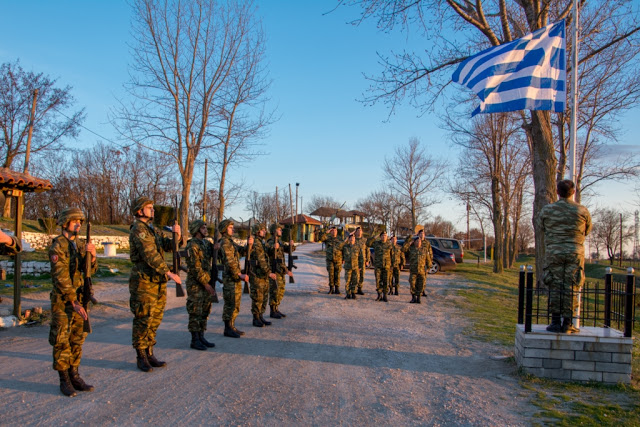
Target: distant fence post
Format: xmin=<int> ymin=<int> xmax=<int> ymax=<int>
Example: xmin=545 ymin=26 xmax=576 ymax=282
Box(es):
xmin=624 ymin=267 xmax=635 ymax=338
xmin=525 ymin=265 xmax=534 ymax=333
xmin=604 ymin=267 xmax=612 ymax=328
xmin=518 ymin=265 xmax=525 ymax=324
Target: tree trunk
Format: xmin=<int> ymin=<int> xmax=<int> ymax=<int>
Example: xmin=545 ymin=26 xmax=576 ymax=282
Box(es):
xmin=491 ymin=175 xmax=504 ymax=273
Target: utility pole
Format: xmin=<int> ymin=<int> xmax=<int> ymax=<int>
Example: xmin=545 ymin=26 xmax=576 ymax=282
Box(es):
xmin=466 ymin=200 xmax=470 ymax=250
xmin=275 ymin=186 xmax=279 ymax=223
xmin=289 ymin=183 xmax=295 ymax=242
xmin=23 ymin=89 xmax=38 ymax=174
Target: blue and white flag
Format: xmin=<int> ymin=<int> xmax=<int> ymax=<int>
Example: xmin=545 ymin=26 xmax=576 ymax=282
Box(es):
xmin=452 ymin=20 xmax=566 ymax=116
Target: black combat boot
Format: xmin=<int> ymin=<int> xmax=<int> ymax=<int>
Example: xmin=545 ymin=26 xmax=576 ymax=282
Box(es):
xmin=422 ymin=290 xmax=427 ymax=297
xmin=253 ymin=314 xmax=265 ymax=327
xmin=334 ymin=287 xmax=341 ymax=295
xmin=410 ymin=295 xmax=417 ymax=303
xmin=546 ymin=314 xmax=562 ymax=333
xmin=199 ymin=332 xmax=216 ymax=348
xmin=270 ymin=306 xmax=282 ymax=319
xmin=345 ymin=292 xmax=351 ymax=299
xmin=231 ymin=319 xmax=245 ymax=335
xmin=382 ymin=292 xmax=388 ymax=302
xmin=394 ymin=287 xmax=399 ymax=296
xmin=328 ymin=286 xmax=334 ymax=294
xmin=562 ymin=317 xmax=579 ymax=334
xmin=376 ymin=292 xmax=382 ymax=301
xmin=68 ymin=366 xmax=94 ymax=392
xmin=190 ymin=331 xmax=207 ymax=351
xmin=224 ymin=320 xmax=241 ymax=338
xmin=276 ymin=306 xmax=286 ymax=318
xmin=58 ymin=370 xmax=77 ymax=397
xmin=146 ymin=347 xmax=166 ymax=367
xmin=260 ymin=314 xmax=272 ymax=326
xmin=357 ymin=288 xmax=364 ymax=295
xmin=136 ymin=348 xmax=153 ymax=372
xmin=351 ymin=292 xmax=357 ymax=300
xmin=416 ymin=295 xmax=421 ymax=304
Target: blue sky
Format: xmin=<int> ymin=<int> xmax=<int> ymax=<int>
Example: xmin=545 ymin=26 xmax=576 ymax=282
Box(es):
xmin=1 ymin=1 xmax=639 ymax=232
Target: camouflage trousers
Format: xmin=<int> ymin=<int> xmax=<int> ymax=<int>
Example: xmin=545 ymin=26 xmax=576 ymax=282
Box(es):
xmin=375 ymin=267 xmax=390 ymax=294
xmin=250 ymin=275 xmax=269 ymax=316
xmin=344 ymin=268 xmax=358 ymax=294
xmin=222 ymin=277 xmax=242 ymax=322
xmin=326 ymin=259 xmax=342 ymax=289
xmin=269 ymin=273 xmax=286 ymax=308
xmin=186 ymin=280 xmax=213 ymax=333
xmin=543 ymin=252 xmax=584 ymax=318
xmin=357 ymin=259 xmax=365 ymax=290
xmin=49 ymin=294 xmax=87 ymax=371
xmin=391 ymin=267 xmax=401 ymax=290
xmin=129 ymin=277 xmax=167 ymax=350
xmin=409 ymin=271 xmax=426 ymax=296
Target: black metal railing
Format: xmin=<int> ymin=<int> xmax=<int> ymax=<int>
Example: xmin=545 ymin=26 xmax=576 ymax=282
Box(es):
xmin=517 ymin=266 xmax=637 ymax=337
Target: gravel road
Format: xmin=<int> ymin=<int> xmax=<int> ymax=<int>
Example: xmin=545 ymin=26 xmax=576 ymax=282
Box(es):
xmin=0 ymin=243 xmax=536 ymax=426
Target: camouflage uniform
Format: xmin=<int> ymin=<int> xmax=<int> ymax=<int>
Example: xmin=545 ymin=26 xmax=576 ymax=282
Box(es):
xmin=250 ymin=232 xmax=271 ymax=318
xmin=404 ymin=240 xmax=432 ymax=297
xmin=342 ymin=241 xmax=359 ymax=295
xmin=267 ymin=232 xmax=293 ymax=314
xmin=0 ymin=235 xmax=21 ymax=256
xmin=49 ymin=234 xmax=96 ymax=371
xmin=539 ymin=197 xmax=592 ymax=319
xmin=354 ymin=235 xmax=369 ymax=292
xmin=185 ymin=236 xmax=214 ymax=333
xmin=371 ymin=237 xmax=392 ymax=295
xmin=219 ymin=234 xmax=248 ymax=323
xmin=129 ymin=219 xmax=173 ymax=351
xmin=320 ymin=231 xmax=345 ymax=292
xmin=390 ymin=243 xmax=405 ymax=293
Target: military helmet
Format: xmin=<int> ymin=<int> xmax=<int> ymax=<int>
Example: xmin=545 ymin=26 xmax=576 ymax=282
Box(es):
xmin=219 ymin=219 xmax=233 ymax=233
xmin=270 ymin=223 xmax=283 ymax=235
xmin=131 ymin=196 xmax=153 ymax=216
xmin=252 ymin=222 xmax=266 ymax=234
xmin=189 ymin=219 xmax=207 ymax=236
xmin=57 ymin=207 xmax=85 ymax=226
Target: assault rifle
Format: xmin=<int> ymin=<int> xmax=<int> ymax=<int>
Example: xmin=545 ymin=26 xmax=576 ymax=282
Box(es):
xmin=172 ymin=196 xmax=185 ymax=298
xmin=209 ymin=220 xmax=220 ymax=303
xmin=287 ymin=239 xmax=297 ymax=284
xmin=82 ymin=221 xmax=97 ymax=333
xmin=243 ymin=219 xmax=252 ymax=294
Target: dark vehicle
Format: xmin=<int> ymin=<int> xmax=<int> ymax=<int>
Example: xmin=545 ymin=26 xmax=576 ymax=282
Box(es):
xmin=369 ymin=239 xmax=456 ymax=274
xmin=426 ymin=236 xmax=464 ymax=263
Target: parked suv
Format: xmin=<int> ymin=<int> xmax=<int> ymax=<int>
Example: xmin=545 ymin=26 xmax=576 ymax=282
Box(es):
xmin=425 ymin=236 xmax=464 ymax=263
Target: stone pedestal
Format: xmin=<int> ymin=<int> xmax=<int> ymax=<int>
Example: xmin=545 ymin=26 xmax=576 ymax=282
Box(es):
xmin=515 ymin=324 xmax=633 ymax=384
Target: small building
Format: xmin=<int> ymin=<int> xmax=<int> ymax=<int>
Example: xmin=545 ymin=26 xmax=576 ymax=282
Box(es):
xmin=280 ymin=214 xmax=322 ymax=242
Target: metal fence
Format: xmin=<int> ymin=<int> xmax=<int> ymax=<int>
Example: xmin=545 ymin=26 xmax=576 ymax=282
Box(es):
xmin=517 ymin=266 xmax=637 ymax=337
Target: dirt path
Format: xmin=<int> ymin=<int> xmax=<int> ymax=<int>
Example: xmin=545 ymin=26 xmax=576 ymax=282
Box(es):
xmin=0 ymin=243 xmax=536 ymax=425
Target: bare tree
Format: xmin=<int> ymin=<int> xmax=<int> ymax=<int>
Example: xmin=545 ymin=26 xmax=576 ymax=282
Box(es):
xmin=424 ymin=215 xmax=456 ymax=237
xmin=0 ymin=60 xmax=85 ymax=216
xmin=113 ymin=0 xmax=269 ymax=229
xmin=591 ymin=208 xmax=634 ymax=264
xmin=306 ymin=195 xmax=344 ymax=214
xmin=383 ymin=137 xmax=447 ymax=229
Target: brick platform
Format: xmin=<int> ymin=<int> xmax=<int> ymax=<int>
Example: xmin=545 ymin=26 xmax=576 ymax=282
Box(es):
xmin=515 ymin=324 xmax=633 ymax=384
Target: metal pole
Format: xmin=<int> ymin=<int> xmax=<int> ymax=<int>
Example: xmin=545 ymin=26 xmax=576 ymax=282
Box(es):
xmin=525 ymin=265 xmax=534 ymax=333
xmin=569 ymin=0 xmax=579 ymax=182
xmin=12 ymin=192 xmax=23 ymax=318
xmin=518 ymin=265 xmax=525 ymax=324
xmin=289 ymin=183 xmax=295 ymax=242
xmin=624 ymin=267 xmax=635 ymax=337
xmin=604 ymin=267 xmax=612 ymax=328
xmin=619 ymin=213 xmax=623 ymax=267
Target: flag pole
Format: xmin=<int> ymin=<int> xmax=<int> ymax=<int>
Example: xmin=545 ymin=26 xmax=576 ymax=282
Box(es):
xmin=569 ymin=0 xmax=578 ymax=182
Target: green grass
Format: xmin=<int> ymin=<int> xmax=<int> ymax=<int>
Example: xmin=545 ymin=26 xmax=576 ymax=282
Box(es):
xmin=452 ymin=257 xmax=640 ymax=424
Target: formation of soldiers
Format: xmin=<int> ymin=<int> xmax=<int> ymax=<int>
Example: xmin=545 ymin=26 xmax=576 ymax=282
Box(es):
xmin=319 ymin=226 xmax=433 ymax=303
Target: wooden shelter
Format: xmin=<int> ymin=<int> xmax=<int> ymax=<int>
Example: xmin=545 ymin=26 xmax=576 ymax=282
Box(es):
xmin=0 ymin=168 xmax=53 ymax=318
xmin=280 ymin=214 xmax=322 ymax=242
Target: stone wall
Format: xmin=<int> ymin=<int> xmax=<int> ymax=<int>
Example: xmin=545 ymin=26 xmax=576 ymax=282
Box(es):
xmin=21 ymin=232 xmax=130 ymax=251
xmin=0 ymin=260 xmax=50 ymax=275
xmin=515 ymin=324 xmax=632 ymax=384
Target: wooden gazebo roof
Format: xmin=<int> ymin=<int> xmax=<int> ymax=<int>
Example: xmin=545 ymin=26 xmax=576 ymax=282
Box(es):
xmin=0 ymin=167 xmax=53 ymax=193
xmin=309 ymin=207 xmax=349 ymax=218
xmin=280 ymin=214 xmax=322 ymax=225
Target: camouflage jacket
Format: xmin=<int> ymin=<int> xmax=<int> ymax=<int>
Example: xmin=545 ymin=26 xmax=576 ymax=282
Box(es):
xmin=354 ymin=236 xmax=369 ymax=264
xmin=219 ymin=235 xmax=248 ymax=280
xmin=539 ymin=198 xmax=592 ymax=255
xmin=186 ymin=237 xmax=213 ymax=287
xmin=342 ymin=242 xmax=359 ymax=270
xmin=129 ymin=219 xmax=173 ymax=282
xmin=371 ymin=238 xmax=392 ymax=268
xmin=390 ymin=244 xmax=405 ymax=269
xmin=49 ymin=234 xmax=97 ymax=304
xmin=0 ymin=235 xmax=21 ymax=256
xmin=320 ymin=232 xmax=345 ymax=262
xmin=404 ymin=242 xmax=433 ymax=273
xmin=250 ymin=237 xmax=271 ymax=279
xmin=267 ymin=238 xmax=293 ymax=275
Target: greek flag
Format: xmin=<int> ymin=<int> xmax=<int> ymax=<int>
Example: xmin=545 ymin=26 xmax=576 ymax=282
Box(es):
xmin=452 ymin=20 xmax=566 ymax=116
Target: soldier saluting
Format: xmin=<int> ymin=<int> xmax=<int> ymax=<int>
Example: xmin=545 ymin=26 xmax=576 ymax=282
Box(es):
xmin=320 ymin=225 xmax=345 ymax=295
xmin=267 ymin=223 xmax=294 ymax=318
xmin=49 ymin=208 xmax=96 ymax=397
xmin=129 ymin=196 xmax=182 ymax=372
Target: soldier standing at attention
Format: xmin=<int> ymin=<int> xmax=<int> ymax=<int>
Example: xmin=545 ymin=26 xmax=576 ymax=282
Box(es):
xmin=249 ymin=223 xmax=276 ymax=327
xmin=371 ymin=230 xmax=393 ymax=302
xmin=354 ymin=227 xmax=369 ymax=295
xmin=539 ymin=179 xmax=592 ymax=334
xmin=49 ymin=208 xmax=96 ymax=397
xmin=321 ymin=225 xmax=345 ymax=295
xmin=404 ymin=235 xmax=432 ymax=304
xmin=129 ymin=197 xmax=182 ymax=372
xmin=185 ymin=220 xmax=216 ymax=351
xmin=341 ymin=233 xmax=359 ymax=299
xmin=267 ymin=223 xmax=294 ymax=318
xmin=218 ymin=219 xmax=252 ymax=338
xmin=389 ymin=236 xmax=405 ymax=296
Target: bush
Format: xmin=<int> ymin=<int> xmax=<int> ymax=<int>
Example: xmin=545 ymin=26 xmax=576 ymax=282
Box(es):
xmin=38 ymin=217 xmax=57 ymax=235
